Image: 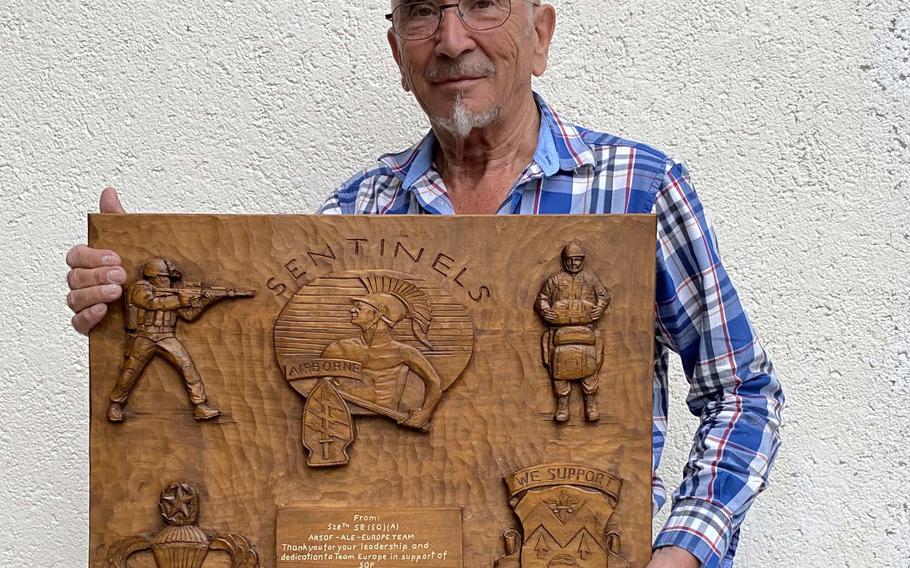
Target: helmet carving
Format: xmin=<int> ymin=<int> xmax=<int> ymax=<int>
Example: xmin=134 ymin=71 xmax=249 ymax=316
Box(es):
xmin=358 ymin=275 xmax=433 ymax=349
xmin=561 ymin=242 xmax=586 ymax=261
xmin=142 ymin=258 xmax=181 ymax=279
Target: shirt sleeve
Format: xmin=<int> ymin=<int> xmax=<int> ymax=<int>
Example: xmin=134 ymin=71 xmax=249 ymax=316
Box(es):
xmin=650 ymin=159 xmax=784 ymax=567
xmin=317 ymin=183 xmax=349 ymax=215
xmin=317 ymin=167 xmax=374 ymax=215
xmin=316 ymin=165 xmax=406 ymax=215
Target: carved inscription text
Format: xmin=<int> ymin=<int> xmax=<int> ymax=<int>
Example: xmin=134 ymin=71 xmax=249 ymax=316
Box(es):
xmin=264 ymin=238 xmax=492 ymax=303
xmin=277 ymin=508 xmax=462 ymax=567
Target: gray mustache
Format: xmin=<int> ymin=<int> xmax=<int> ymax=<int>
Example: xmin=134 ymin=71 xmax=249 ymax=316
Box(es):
xmin=425 ymin=61 xmax=496 ymax=81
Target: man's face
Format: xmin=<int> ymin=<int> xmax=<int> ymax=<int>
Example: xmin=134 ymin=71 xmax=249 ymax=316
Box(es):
xmin=387 ymin=1 xmax=555 ymax=134
xmin=350 ymin=300 xmax=382 ymax=329
xmin=563 ymin=256 xmax=584 ymax=274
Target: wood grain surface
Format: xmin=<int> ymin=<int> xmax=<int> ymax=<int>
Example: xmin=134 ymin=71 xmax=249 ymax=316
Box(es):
xmin=88 ymin=214 xmax=656 ymax=567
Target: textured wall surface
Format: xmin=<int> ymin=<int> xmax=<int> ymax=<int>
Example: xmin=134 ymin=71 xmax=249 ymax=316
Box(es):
xmin=1 ymin=1 xmax=907 ymax=566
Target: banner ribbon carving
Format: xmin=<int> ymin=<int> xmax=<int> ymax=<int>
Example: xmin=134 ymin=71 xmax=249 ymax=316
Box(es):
xmin=284 ymin=358 xmax=362 ymax=381
xmin=505 ymin=463 xmax=623 ymax=501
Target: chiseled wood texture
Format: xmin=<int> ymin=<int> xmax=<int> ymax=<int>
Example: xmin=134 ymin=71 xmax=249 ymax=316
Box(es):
xmin=88 ymin=214 xmax=656 ymax=567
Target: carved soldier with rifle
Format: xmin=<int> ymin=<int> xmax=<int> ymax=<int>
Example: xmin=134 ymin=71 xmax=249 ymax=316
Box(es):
xmin=106 ymin=258 xmax=254 ymax=423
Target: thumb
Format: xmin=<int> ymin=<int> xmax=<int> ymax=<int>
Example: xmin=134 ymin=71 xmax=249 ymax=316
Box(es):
xmin=99 ymin=186 xmax=126 ymax=214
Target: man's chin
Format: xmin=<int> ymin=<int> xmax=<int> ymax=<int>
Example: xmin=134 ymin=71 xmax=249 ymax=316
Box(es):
xmin=442 ymin=97 xmax=500 ymax=132
xmin=419 ymin=85 xmax=493 ymax=113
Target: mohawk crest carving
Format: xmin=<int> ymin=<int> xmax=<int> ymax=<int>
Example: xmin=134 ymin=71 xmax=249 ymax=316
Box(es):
xmin=359 ymin=274 xmax=434 ymax=348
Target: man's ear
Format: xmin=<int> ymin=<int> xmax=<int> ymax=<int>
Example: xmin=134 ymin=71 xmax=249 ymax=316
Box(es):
xmin=387 ymin=28 xmax=411 ymax=92
xmin=531 ymin=5 xmax=557 ymax=77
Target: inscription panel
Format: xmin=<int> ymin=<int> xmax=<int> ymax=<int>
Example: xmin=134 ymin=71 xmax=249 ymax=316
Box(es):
xmin=277 ymin=508 xmax=462 ymax=567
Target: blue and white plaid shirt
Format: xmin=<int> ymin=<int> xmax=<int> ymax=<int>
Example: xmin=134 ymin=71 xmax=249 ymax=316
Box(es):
xmin=319 ymin=93 xmax=784 ymax=568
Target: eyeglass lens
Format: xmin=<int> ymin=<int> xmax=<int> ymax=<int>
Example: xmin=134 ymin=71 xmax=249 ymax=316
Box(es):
xmin=392 ymin=0 xmax=512 ymax=40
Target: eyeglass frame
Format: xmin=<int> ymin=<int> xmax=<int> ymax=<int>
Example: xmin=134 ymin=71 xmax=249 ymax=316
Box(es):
xmin=385 ymin=0 xmax=542 ymax=41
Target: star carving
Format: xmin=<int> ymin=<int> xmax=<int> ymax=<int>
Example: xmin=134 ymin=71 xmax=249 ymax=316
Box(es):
xmin=159 ymin=482 xmax=199 ymax=526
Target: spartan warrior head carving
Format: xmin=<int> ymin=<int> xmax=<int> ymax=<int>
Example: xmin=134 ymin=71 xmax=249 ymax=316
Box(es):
xmin=357 ymin=274 xmax=434 ymax=348
xmin=104 ymin=482 xmax=259 ymax=568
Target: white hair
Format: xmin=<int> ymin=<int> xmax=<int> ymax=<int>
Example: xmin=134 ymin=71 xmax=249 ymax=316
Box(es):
xmin=433 ymin=94 xmax=500 ymax=138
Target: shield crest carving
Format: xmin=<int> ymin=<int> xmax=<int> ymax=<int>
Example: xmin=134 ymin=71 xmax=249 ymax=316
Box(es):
xmin=496 ymin=463 xmax=628 ymax=568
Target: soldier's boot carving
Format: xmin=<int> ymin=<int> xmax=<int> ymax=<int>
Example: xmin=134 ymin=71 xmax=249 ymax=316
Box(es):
xmin=583 ymin=394 xmax=599 ymax=422
xmin=107 ymin=402 xmax=125 ymax=422
xmin=554 ymin=395 xmax=570 ymax=422
xmin=193 ymin=401 xmax=221 ymax=420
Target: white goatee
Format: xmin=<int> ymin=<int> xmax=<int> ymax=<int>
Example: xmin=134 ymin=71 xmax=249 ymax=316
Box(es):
xmin=434 ymin=94 xmax=500 ymax=139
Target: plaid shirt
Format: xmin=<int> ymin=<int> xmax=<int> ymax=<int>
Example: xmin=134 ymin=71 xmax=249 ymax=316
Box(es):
xmin=319 ymin=93 xmax=784 ymax=568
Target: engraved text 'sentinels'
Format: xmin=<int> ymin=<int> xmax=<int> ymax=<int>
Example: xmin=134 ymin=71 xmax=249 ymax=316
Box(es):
xmin=265 ymin=238 xmax=493 ymax=303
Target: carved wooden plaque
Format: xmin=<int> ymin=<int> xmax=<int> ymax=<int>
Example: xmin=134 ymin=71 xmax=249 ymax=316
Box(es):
xmin=88 ymin=214 xmax=656 ymax=567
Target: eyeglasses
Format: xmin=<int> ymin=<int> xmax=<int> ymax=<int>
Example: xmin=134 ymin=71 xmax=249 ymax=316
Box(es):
xmin=386 ymin=0 xmax=540 ymax=41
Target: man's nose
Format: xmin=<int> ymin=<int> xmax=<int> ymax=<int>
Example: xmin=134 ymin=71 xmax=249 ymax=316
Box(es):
xmin=434 ymin=6 xmax=476 ymax=59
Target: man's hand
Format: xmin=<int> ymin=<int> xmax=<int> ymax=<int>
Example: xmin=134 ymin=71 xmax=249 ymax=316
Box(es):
xmin=646 ymin=546 xmax=700 ymax=568
xmin=401 ymin=409 xmax=432 ymax=432
xmin=66 ymin=187 xmax=127 ymax=335
xmin=540 ymin=307 xmax=558 ymax=322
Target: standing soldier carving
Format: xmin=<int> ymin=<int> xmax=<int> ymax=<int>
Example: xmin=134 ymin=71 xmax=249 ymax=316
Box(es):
xmin=536 ymin=244 xmax=611 ymax=422
xmin=107 ymin=258 xmax=254 ymax=423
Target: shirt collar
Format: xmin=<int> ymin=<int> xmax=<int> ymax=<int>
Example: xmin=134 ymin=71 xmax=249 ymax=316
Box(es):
xmin=533 ymin=92 xmax=596 ymax=173
xmin=377 ymin=131 xmax=437 ymax=191
xmin=378 ymin=92 xmax=596 ymax=191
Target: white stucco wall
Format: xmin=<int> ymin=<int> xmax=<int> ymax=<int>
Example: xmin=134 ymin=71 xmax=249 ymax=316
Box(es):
xmin=1 ymin=0 xmax=907 ymax=566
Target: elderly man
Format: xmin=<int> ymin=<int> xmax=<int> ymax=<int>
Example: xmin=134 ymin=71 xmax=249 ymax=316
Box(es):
xmin=65 ymin=1 xmax=783 ymax=566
